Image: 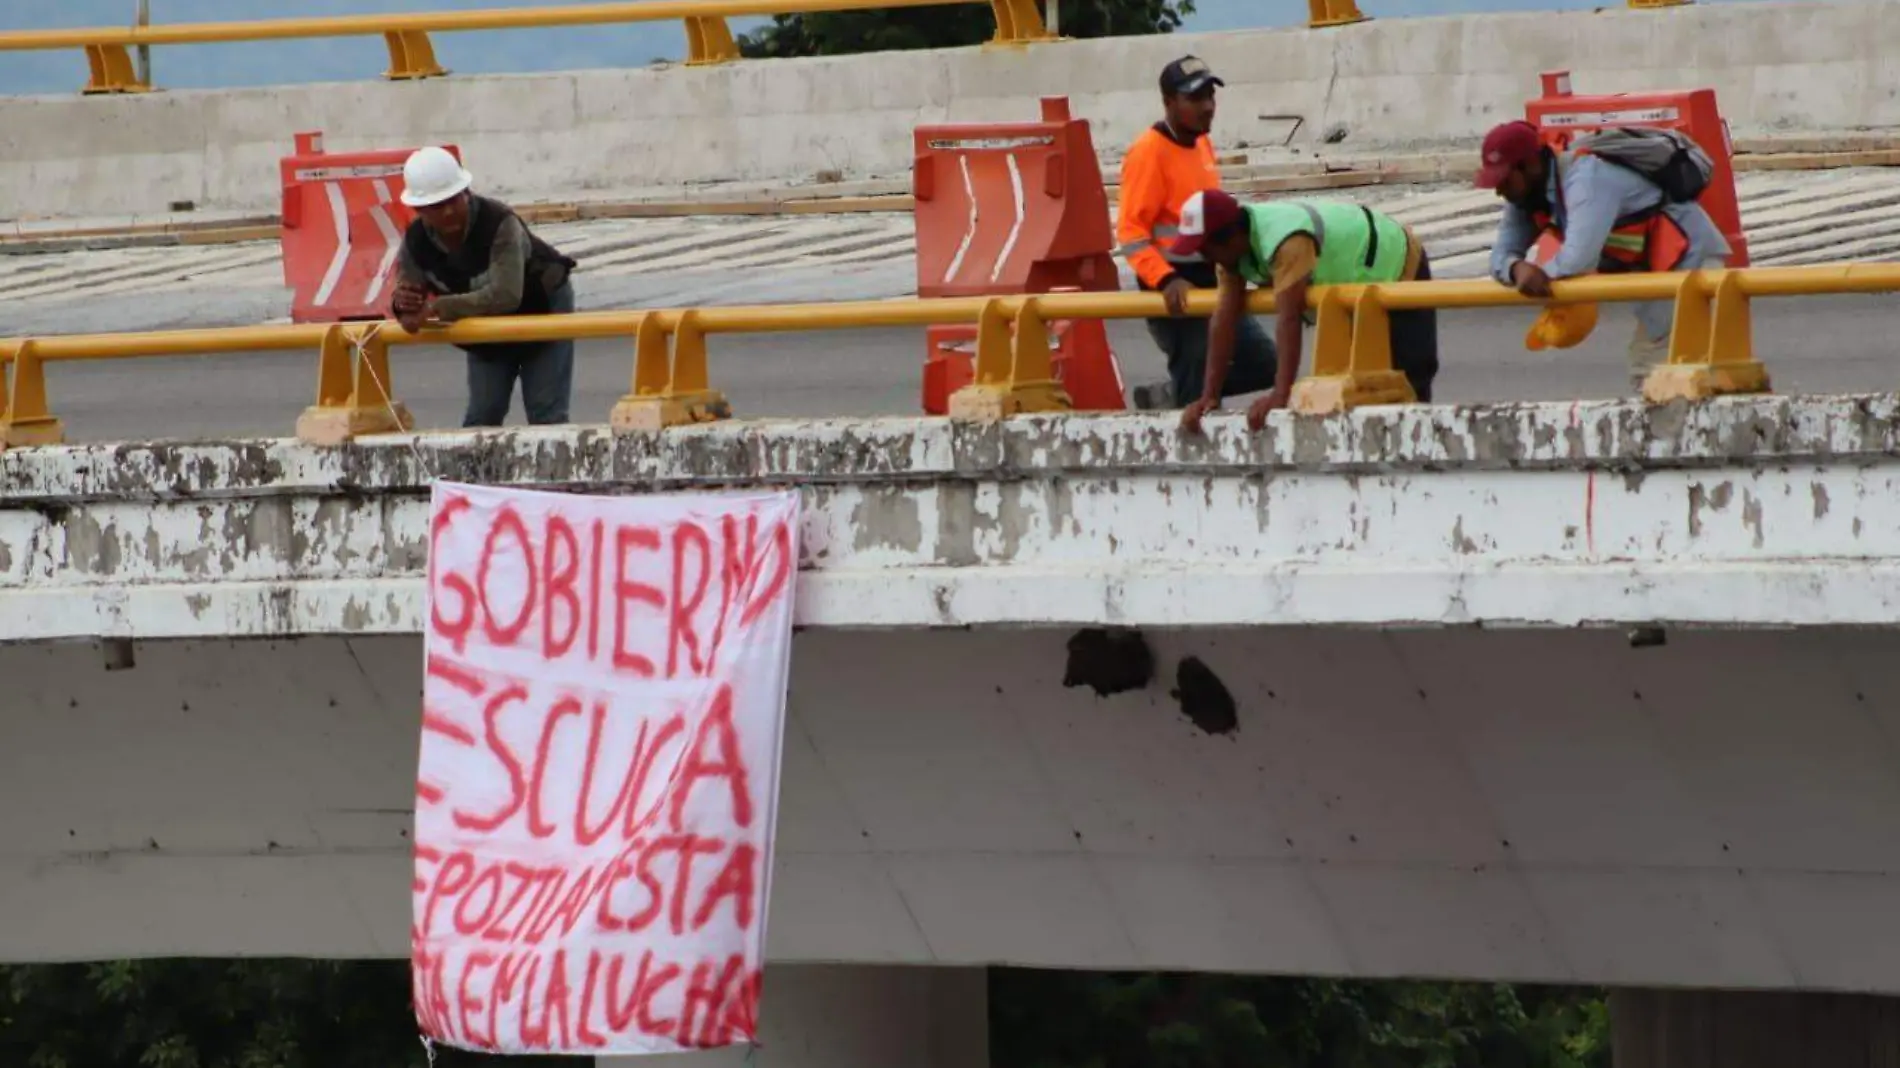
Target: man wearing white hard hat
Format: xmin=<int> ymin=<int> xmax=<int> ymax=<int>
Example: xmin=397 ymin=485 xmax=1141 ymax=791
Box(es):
xmin=391 ymin=146 xmax=579 ymax=427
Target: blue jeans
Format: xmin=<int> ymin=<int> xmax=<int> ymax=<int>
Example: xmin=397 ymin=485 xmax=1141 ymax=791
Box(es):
xmin=462 ymin=281 xmax=575 ymax=427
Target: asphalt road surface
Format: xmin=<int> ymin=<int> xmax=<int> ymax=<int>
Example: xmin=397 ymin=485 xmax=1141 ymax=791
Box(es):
xmin=34 ymin=294 xmax=1900 ymax=445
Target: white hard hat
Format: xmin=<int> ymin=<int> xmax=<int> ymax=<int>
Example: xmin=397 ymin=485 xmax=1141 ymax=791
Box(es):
xmin=400 ymin=146 xmax=473 ymax=208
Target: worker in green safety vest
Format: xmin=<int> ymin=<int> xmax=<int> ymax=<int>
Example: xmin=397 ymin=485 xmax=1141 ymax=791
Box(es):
xmin=1168 ymin=189 xmax=1440 ymax=433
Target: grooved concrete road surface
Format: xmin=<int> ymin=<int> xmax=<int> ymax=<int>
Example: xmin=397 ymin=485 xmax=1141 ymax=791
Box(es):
xmin=32 ymin=294 xmax=1900 ymax=445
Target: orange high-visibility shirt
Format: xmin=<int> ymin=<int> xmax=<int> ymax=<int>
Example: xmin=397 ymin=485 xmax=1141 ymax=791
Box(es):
xmin=1116 ymin=123 xmax=1222 ymax=291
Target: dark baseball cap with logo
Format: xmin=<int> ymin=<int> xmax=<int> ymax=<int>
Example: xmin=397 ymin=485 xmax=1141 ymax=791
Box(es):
xmin=1160 ymin=55 xmax=1224 ymax=97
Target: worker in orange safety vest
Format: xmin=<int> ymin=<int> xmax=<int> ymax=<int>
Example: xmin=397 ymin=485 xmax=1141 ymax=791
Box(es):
xmin=1115 ymin=56 xmax=1278 ymax=412
xmin=1478 ymin=120 xmax=1732 ymax=391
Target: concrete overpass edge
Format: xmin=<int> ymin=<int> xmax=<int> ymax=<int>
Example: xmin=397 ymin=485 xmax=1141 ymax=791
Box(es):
xmin=8 ymin=562 xmax=1900 ymax=642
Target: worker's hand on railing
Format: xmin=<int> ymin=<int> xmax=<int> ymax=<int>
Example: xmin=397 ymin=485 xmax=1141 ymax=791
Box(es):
xmin=1509 ymin=261 xmax=1554 ymax=299
xmin=393 ymin=283 xmax=435 ymax=334
xmin=1162 ymin=278 xmax=1193 ymax=318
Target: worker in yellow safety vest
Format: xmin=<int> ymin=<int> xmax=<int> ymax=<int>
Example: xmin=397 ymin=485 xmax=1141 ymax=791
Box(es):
xmin=1477 ymin=120 xmax=1732 ymax=390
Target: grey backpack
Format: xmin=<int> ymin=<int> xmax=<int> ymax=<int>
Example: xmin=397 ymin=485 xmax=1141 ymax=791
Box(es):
xmin=1570 ymin=127 xmax=1715 ymax=203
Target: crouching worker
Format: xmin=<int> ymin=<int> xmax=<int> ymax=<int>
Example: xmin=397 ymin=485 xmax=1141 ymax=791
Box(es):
xmin=391 ymin=146 xmax=580 ymax=427
xmin=1170 ymin=190 xmax=1440 ymax=434
xmin=1477 ymin=120 xmax=1731 ymax=391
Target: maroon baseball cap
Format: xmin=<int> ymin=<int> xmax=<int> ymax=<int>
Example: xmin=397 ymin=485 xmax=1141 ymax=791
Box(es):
xmin=1476 ymin=120 xmax=1541 ymax=189
xmin=1170 ymin=189 xmax=1243 ymax=258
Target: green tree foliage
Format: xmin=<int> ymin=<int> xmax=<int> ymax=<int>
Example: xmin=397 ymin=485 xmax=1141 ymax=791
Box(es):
xmin=989 ymin=970 xmax=1612 ymax=1068
xmin=737 ymin=0 xmax=1197 ymax=59
xmin=0 ymin=960 xmax=581 ymax=1068
xmin=0 ymin=959 xmax=1610 ymax=1067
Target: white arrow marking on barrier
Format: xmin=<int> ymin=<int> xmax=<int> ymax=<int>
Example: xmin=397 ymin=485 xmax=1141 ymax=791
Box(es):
xmin=312 ymin=182 xmax=351 ymax=309
xmin=362 ymin=179 xmax=403 ymax=308
xmin=943 ymin=154 xmax=979 ymax=286
xmin=990 ymin=153 xmax=1026 ymax=285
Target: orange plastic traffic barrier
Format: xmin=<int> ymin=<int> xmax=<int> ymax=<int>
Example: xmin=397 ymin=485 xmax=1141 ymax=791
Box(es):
xmin=1526 ymin=71 xmax=1750 ymax=267
xmin=280 ymin=132 xmax=461 ymax=323
xmin=912 ymin=97 xmax=1125 ymax=413
xmin=913 ymin=96 xmax=1119 ymax=298
xmin=922 ymin=318 xmax=1124 ymax=415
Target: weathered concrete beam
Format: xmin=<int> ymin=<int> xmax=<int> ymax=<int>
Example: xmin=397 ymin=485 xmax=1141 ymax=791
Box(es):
xmin=11 ymin=396 xmax=1900 ymax=504
xmin=6 ymin=400 xmax=1900 ymax=640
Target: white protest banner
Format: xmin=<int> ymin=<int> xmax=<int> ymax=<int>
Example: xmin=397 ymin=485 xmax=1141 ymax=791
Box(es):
xmin=411 ymin=481 xmax=798 ymax=1056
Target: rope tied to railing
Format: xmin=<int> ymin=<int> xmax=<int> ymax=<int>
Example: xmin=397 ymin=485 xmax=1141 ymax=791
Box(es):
xmin=351 ymin=319 xmax=437 ymax=482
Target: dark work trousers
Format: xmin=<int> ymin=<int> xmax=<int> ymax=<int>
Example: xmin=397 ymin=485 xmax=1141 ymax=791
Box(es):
xmin=1144 ymin=304 xmax=1279 ymax=406
xmin=1385 ymin=249 xmax=1440 ymax=403
xmin=462 ymin=280 xmax=576 ymax=427
xmin=1141 ymin=265 xmax=1280 ymax=405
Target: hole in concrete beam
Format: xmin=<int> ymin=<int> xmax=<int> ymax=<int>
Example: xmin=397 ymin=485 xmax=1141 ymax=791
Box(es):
xmin=102 ymin=638 xmax=136 ymax=672
xmin=1061 ymin=628 xmax=1154 ymax=697
xmin=1172 ymin=656 xmax=1238 ymax=736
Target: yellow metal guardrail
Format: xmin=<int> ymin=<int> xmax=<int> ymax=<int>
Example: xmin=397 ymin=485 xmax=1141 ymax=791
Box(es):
xmin=1309 ymin=0 xmax=1688 ymax=28
xmin=0 ymin=0 xmax=1053 ymax=94
xmin=0 ymin=0 xmax=1698 ymax=90
xmin=5 ymin=262 xmax=1894 ymax=450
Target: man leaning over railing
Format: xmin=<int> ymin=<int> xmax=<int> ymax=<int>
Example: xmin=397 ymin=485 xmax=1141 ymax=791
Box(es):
xmin=1171 ymin=190 xmax=1439 ymax=435
xmin=1478 ymin=120 xmax=1731 ymax=392
xmin=1116 ymin=55 xmax=1278 ymax=412
xmin=390 ymin=147 xmax=580 ymax=428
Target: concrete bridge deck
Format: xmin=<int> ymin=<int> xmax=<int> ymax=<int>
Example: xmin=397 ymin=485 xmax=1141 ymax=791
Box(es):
xmin=6 ymin=398 xmax=1900 ymax=996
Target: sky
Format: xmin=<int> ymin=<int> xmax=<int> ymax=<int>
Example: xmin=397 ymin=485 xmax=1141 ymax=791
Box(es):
xmin=0 ymin=0 xmax=1835 ymax=96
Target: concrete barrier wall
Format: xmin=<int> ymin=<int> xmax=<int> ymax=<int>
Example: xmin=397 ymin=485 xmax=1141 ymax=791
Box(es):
xmin=2 ymin=0 xmax=1897 ymax=220
xmin=9 ymin=397 xmax=1900 ymax=640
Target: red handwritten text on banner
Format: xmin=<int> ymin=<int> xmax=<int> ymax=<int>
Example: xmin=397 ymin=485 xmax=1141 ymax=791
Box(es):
xmin=413 ymin=482 xmax=798 ymax=1056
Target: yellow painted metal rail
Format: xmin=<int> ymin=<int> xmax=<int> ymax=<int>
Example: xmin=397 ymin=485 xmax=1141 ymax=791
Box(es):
xmin=3 ymin=262 xmax=1895 ymax=449
xmin=0 ymin=0 xmax=1053 ymax=94
xmin=1308 ymin=0 xmax=1686 ymax=29
xmin=0 ymin=0 xmax=1699 ymax=91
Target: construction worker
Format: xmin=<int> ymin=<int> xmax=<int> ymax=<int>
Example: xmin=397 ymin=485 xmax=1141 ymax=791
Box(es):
xmin=1170 ymin=190 xmax=1439 ymax=434
xmin=1477 ymin=120 xmax=1732 ymax=391
xmin=1116 ymin=55 xmax=1277 ymax=412
xmin=391 ymin=146 xmax=580 ymax=427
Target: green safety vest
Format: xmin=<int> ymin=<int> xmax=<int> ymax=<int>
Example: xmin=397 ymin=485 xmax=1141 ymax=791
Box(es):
xmin=1236 ymin=200 xmax=1410 ymax=288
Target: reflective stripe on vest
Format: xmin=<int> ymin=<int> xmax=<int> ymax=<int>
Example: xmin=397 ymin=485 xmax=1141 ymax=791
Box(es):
xmin=1528 ymin=208 xmax=1689 ymax=274
xmin=1237 ymin=199 xmax=1408 ymax=287
xmin=1116 ymin=223 xmax=1198 ymax=262
xmin=1530 ymin=153 xmax=1689 ymax=274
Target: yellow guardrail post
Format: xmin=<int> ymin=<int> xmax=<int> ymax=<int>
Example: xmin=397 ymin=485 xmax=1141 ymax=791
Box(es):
xmin=1643 ymin=271 xmax=1771 ymax=403
xmin=947 ymin=297 xmax=1071 ymax=419
xmin=295 ymin=324 xmax=414 ymax=445
xmin=611 ymin=311 xmax=732 ymax=432
xmin=83 ymin=43 xmax=150 ymax=93
xmin=683 ymin=16 xmax=741 ymax=64
xmin=383 ymin=29 xmax=448 ymax=79
xmin=1290 ymin=286 xmax=1415 ymax=414
xmin=987 ymin=0 xmax=1056 ymax=44
xmin=0 ymin=340 xmax=65 ymax=448
xmin=1309 ymin=0 xmax=1368 ymax=28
